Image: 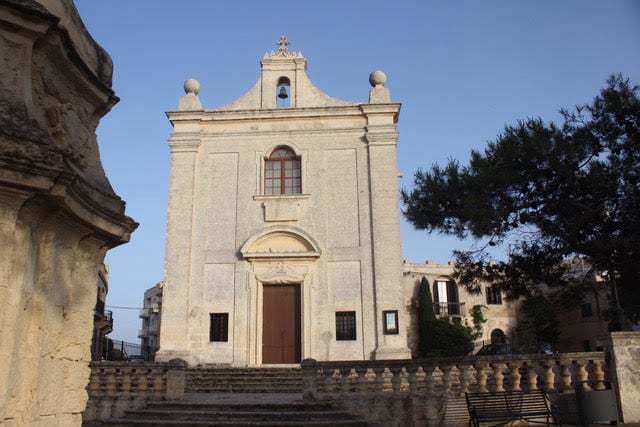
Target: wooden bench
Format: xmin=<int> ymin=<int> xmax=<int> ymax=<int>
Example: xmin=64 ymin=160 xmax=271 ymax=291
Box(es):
xmin=465 ymin=389 xmax=559 ymax=427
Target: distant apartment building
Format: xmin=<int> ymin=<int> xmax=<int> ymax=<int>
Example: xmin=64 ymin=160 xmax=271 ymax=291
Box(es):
xmin=139 ymin=282 xmax=163 ymax=360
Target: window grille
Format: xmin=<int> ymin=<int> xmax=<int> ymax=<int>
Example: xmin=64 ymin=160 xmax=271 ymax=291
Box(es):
xmin=335 ymin=311 xmax=356 ymax=340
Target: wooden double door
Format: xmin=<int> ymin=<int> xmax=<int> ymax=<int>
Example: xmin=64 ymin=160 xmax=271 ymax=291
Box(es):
xmin=262 ymin=285 xmax=301 ymax=364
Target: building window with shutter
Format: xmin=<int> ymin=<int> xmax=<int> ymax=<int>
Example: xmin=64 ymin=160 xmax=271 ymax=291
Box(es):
xmin=210 ymin=313 xmax=229 ymax=342
xmin=486 ymin=286 xmax=503 ymax=305
xmin=335 ymin=311 xmax=356 ymax=340
xmin=433 ymin=279 xmax=461 ymax=315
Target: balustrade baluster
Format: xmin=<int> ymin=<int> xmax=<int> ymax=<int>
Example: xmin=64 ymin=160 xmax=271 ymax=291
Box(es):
xmin=575 ymin=360 xmax=590 ymax=390
xmin=105 ymin=369 xmax=116 ymax=397
xmin=542 ymin=362 xmax=555 ymax=391
xmin=474 ymin=363 xmax=488 ymax=393
xmin=87 ymin=368 xmax=101 ymax=397
xmin=121 ymin=370 xmax=132 ymax=397
xmin=424 ymin=366 xmax=436 ymax=393
xmin=508 ymin=362 xmax=522 ymax=391
xmin=407 ymin=366 xmax=420 ymax=392
xmin=323 ymin=368 xmax=336 ymax=393
xmin=152 ymin=368 xmax=164 ymax=399
xmin=491 ymin=362 xmax=506 ymax=392
xmin=559 ymin=360 xmax=572 ymax=392
xmin=389 ymin=366 xmax=403 ymax=392
xmin=524 ymin=362 xmax=538 ymax=391
xmin=441 ymin=365 xmax=453 ymax=394
xmin=339 ymin=368 xmax=352 ymax=392
xmin=458 ymin=363 xmax=472 ymax=394
xmin=593 ymin=359 xmax=606 ymax=389
xmin=137 ymin=369 xmax=149 ymax=395
xmin=355 ymin=367 xmax=369 ymax=392
xmin=373 ymin=367 xmax=386 ymax=392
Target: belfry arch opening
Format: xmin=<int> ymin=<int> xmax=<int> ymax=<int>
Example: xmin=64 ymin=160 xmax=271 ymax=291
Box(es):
xmin=276 ymin=76 xmax=291 ymax=108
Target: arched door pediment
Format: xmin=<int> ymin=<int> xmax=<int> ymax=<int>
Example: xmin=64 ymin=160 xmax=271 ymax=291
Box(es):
xmin=240 ymin=226 xmax=321 ymax=260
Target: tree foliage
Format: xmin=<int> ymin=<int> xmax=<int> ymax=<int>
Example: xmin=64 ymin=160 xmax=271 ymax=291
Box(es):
xmin=417 ymin=277 xmax=474 ymax=357
xmin=515 ymin=295 xmax=560 ymax=353
xmin=402 ymin=75 xmax=640 ymax=323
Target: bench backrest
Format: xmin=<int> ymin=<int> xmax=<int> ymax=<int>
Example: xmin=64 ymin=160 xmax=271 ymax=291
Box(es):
xmin=466 ymin=390 xmax=551 ymax=418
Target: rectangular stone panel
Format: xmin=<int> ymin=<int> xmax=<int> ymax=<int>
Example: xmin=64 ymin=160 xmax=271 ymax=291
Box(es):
xmin=324 ymin=148 xmax=359 ymax=248
xmin=328 ymin=261 xmax=362 ymax=308
xmin=205 ymin=152 xmax=238 ymax=252
xmin=203 ymin=263 xmax=235 ymax=305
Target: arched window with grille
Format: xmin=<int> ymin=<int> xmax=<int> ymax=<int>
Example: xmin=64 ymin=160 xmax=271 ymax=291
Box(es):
xmin=264 ymin=147 xmax=301 ymax=195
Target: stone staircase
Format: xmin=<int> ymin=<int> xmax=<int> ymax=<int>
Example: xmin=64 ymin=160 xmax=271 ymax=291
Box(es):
xmin=100 ymin=400 xmax=370 ymax=426
xmin=186 ymin=366 xmax=303 ymax=393
xmin=95 ymin=367 xmax=373 ymax=426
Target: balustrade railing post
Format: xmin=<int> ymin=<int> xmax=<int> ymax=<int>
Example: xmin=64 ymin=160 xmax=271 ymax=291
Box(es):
xmin=152 ymin=368 xmax=164 ymax=399
xmin=491 ymin=362 xmax=506 ymax=392
xmin=541 ymin=361 xmax=555 ymax=391
xmin=508 ymin=362 xmax=522 ymax=391
xmin=105 ymin=368 xmax=116 ymax=398
xmin=121 ymin=370 xmax=131 ymax=398
xmin=474 ymin=362 xmax=488 ymax=393
xmin=389 ymin=366 xmax=403 ymax=392
xmin=575 ymin=359 xmax=590 ymax=390
xmin=355 ymin=366 xmax=369 ymax=393
xmin=458 ymin=363 xmax=472 ymax=394
xmin=592 ymin=359 xmax=606 ymax=389
xmin=339 ymin=367 xmax=352 ymax=392
xmin=524 ymin=361 xmax=538 ymax=391
xmin=373 ymin=367 xmax=386 ymax=392
xmin=441 ymin=365 xmax=453 ymax=394
xmin=424 ymin=365 xmax=436 ymax=394
xmin=558 ymin=359 xmax=572 ymax=392
xmin=407 ymin=366 xmax=420 ymax=393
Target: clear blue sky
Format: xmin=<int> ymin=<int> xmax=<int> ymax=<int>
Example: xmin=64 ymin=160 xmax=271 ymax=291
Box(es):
xmin=74 ymin=0 xmax=640 ymax=343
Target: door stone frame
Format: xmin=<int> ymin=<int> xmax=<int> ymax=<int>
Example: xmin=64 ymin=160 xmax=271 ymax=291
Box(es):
xmin=240 ymin=226 xmax=320 ymax=366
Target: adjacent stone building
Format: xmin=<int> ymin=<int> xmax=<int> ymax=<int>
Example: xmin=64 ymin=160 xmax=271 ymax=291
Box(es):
xmin=157 ymin=37 xmax=411 ymax=365
xmin=0 ymin=0 xmax=136 ymax=424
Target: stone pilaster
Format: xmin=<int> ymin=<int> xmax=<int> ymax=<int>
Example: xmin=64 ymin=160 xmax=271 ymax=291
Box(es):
xmin=361 ymin=103 xmax=410 ymax=360
xmin=156 ymin=134 xmax=201 ymax=363
xmin=609 ymin=331 xmax=640 ymax=423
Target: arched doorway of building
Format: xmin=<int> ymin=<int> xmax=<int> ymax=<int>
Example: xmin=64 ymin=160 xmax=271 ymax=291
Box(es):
xmin=490 ymin=328 xmax=506 ymax=344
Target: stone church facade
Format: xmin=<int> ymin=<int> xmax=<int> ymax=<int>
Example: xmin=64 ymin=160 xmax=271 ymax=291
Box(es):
xmin=156 ymin=37 xmax=411 ymax=365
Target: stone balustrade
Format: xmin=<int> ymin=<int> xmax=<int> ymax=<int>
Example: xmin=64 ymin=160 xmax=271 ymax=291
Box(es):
xmin=82 ymin=360 xmax=186 ymax=422
xmin=301 ymin=352 xmax=609 ymax=426
xmin=301 ymin=352 xmax=608 ymax=397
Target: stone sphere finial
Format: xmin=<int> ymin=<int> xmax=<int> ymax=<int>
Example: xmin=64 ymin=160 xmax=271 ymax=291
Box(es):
xmin=369 ymin=70 xmax=387 ymax=87
xmin=184 ymin=78 xmax=201 ymax=95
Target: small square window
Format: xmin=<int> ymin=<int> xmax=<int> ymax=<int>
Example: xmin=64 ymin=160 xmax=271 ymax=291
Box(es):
xmin=335 ymin=311 xmax=356 ymax=340
xmin=210 ymin=313 xmax=229 ymax=342
xmin=383 ymin=310 xmax=399 ymax=334
xmin=581 ymin=303 xmax=593 ymax=318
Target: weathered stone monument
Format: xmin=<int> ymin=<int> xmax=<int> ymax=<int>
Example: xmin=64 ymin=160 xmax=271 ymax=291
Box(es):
xmin=0 ymin=0 xmax=136 ymax=424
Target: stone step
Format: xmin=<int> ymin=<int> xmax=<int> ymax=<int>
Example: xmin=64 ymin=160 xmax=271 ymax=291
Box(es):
xmin=101 ymin=401 xmax=369 ymax=426
xmin=186 ymin=367 xmax=303 ymax=394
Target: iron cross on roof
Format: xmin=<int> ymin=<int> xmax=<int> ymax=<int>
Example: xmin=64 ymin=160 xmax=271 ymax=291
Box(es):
xmin=276 ymin=35 xmax=290 ymax=53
